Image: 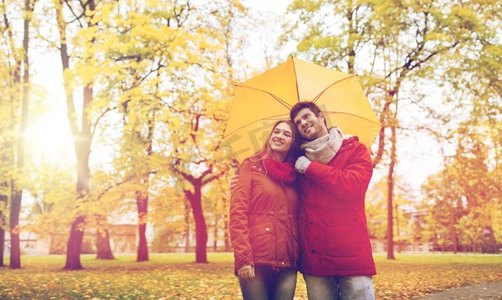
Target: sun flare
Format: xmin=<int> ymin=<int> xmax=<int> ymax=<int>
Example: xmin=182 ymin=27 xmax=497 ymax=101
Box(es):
xmin=25 ymin=112 xmax=75 ymax=165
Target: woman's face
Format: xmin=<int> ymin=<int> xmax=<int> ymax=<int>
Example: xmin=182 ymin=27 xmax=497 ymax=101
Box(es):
xmin=269 ymin=122 xmax=293 ymax=154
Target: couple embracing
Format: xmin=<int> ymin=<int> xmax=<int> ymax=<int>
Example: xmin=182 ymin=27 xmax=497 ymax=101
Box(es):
xmin=229 ymin=101 xmax=376 ymax=300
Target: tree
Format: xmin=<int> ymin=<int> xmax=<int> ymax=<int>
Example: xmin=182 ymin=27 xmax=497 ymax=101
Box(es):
xmin=366 ymin=177 xmax=417 ymax=251
xmin=208 ymin=177 xmax=233 ymax=251
xmin=424 ymin=164 xmax=469 ymax=252
xmin=51 ymin=0 xmax=115 ymax=269
xmin=0 ymin=50 xmax=10 ymax=266
xmin=118 ymin=96 xmax=157 ymax=261
xmin=366 ymin=179 xmax=388 ymax=241
xmin=53 ymin=0 xmax=89 ymax=269
xmin=170 ymin=94 xmax=231 ymax=262
xmin=422 ymin=121 xmax=500 ymax=252
xmin=419 ymin=14 xmax=501 ymax=250
xmin=0 ymin=0 xmax=35 ymax=269
xmin=0 ymin=0 xmax=15 ymax=267
xmin=150 ymin=182 xmax=186 ymax=253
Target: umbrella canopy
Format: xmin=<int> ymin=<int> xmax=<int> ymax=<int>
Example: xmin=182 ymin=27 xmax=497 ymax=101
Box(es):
xmin=224 ymin=57 xmax=381 ymax=162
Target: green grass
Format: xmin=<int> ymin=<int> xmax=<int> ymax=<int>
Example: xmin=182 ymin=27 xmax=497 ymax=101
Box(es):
xmin=0 ymin=253 xmax=501 ymax=299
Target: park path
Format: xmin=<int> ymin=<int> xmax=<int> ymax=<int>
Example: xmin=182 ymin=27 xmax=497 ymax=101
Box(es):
xmin=415 ymin=282 xmax=502 ymax=299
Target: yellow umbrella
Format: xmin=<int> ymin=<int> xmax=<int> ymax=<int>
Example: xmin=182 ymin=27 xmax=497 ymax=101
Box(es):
xmin=224 ymin=57 xmax=381 ymax=162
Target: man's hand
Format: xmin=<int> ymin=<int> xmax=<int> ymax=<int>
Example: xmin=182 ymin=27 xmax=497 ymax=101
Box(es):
xmin=230 ymin=174 xmax=239 ymax=193
xmin=295 ymin=156 xmax=312 ymax=174
xmin=237 ymin=264 xmax=255 ymax=279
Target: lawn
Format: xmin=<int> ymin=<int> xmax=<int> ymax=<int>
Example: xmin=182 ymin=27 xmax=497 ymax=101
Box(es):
xmin=0 ymin=253 xmax=501 ymax=299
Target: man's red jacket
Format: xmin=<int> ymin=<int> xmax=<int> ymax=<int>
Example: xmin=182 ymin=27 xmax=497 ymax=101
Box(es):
xmin=298 ymin=136 xmax=376 ymax=276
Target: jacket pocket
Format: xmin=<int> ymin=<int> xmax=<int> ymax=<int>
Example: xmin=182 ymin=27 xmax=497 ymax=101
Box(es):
xmin=249 ymin=222 xmax=274 ymax=258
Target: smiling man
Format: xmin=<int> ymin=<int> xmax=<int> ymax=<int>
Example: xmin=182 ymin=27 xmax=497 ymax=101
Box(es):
xmin=290 ymin=101 xmax=376 ymax=300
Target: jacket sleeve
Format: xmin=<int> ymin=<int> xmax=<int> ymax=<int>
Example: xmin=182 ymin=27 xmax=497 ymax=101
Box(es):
xmin=304 ymin=143 xmax=373 ymax=199
xmin=229 ymin=160 xmax=254 ymax=272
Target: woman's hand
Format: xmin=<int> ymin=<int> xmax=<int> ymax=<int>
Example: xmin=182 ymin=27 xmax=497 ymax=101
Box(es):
xmin=237 ymin=264 xmax=255 ymax=279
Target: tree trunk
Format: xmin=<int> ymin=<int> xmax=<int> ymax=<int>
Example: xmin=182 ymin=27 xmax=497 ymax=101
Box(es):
xmin=189 ymin=182 xmax=208 ymax=263
xmin=192 ymin=202 xmax=208 ymax=263
xmin=395 ymin=203 xmax=400 ymax=253
xmin=1 ymin=141 xmax=11 ymax=268
xmin=136 ymin=191 xmax=149 ymax=262
xmin=64 ymin=215 xmax=85 ymax=270
xmin=213 ymin=218 xmax=218 ymax=251
xmin=223 ymin=197 xmax=230 ymax=252
xmin=96 ymin=231 xmax=114 ymax=259
xmin=213 ymin=199 xmax=219 ymax=251
xmin=184 ymin=201 xmax=190 ymax=252
xmin=96 ymin=230 xmax=114 ymax=259
xmin=9 ymin=0 xmax=31 ymax=269
xmin=9 ymin=188 xmax=22 ymax=268
xmin=386 ymin=125 xmax=396 ymax=260
xmin=49 ymin=235 xmax=62 ymax=254
xmin=0 ymin=229 xmax=3 ymax=267
xmin=452 ymin=226 xmax=459 ymax=254
xmin=55 ymin=0 xmax=98 ymax=270
xmin=64 ymin=84 xmax=92 ymax=269
xmin=0 ymin=200 xmax=5 ymax=266
xmin=0 ymin=178 xmax=7 ymax=266
xmin=135 ymin=121 xmax=152 ymax=262
xmin=96 ymin=216 xmax=114 ymax=260
xmin=175 ymin=159 xmax=227 ymax=260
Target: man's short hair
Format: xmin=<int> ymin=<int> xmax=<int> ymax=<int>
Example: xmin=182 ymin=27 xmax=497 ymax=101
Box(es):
xmin=290 ymin=101 xmax=322 ymax=121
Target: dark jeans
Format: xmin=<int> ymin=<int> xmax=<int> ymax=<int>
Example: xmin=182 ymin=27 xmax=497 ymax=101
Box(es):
xmin=238 ymin=265 xmax=297 ymax=300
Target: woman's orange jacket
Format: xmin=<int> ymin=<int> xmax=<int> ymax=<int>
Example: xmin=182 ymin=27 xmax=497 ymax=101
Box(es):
xmin=229 ymin=158 xmax=299 ymax=275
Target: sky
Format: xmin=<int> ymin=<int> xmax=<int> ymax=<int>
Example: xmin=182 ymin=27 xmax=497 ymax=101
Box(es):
xmin=244 ymin=0 xmax=291 ymax=14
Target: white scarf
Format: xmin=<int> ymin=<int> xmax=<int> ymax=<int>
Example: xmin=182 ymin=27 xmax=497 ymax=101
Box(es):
xmin=300 ymin=128 xmax=344 ymax=164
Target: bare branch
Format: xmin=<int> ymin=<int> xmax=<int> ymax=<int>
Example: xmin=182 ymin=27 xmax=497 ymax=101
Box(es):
xmin=64 ymin=0 xmax=85 ymax=26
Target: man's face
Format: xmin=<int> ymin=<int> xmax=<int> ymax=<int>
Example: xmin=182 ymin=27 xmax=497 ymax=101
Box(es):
xmin=293 ymin=108 xmax=328 ymax=141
